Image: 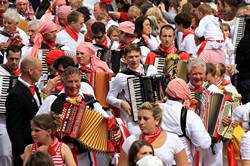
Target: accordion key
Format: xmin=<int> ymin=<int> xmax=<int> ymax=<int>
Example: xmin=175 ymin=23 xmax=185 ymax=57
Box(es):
xmin=0 ymin=75 xmax=17 ymax=114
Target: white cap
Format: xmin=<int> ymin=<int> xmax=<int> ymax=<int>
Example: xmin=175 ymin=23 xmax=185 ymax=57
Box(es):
xmin=136 ymin=155 xmax=163 ymax=166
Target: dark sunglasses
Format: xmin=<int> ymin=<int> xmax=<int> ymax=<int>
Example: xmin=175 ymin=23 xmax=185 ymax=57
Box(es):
xmin=93 ymin=34 xmax=104 ymax=39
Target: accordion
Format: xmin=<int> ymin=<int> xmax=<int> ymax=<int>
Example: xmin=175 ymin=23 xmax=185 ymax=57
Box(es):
xmin=37 ymin=49 xmax=50 ymax=75
xmin=154 ymin=56 xmax=188 ymax=81
xmin=77 ymin=109 xmax=119 ymax=152
xmin=80 ymin=71 xmax=110 ymax=108
xmin=195 ymin=91 xmax=225 ymax=138
xmin=217 ymin=101 xmax=240 ymax=139
xmin=95 ymin=45 xmax=122 ymax=74
xmin=59 ymin=104 xmax=118 ymax=152
xmin=127 ymin=74 xmax=169 ymax=121
xmin=0 ymin=75 xmax=17 ymax=114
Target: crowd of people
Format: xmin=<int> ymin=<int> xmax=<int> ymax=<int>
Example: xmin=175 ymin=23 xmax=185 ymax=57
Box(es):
xmin=0 ymin=0 xmax=250 ymax=165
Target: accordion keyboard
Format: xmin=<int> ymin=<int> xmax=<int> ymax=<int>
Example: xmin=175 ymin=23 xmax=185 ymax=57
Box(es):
xmin=127 ymin=77 xmax=143 ymax=121
xmin=0 ymin=76 xmax=17 ymax=114
xmin=232 ymin=17 xmax=246 ymax=52
xmin=154 ymin=57 xmax=165 ymax=73
xmin=38 ymin=50 xmax=49 ymax=75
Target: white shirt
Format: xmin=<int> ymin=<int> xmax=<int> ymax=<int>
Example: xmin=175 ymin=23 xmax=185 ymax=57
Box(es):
xmin=232 ymin=102 xmax=250 ymax=123
xmin=131 ymin=38 xmax=151 ymax=64
xmin=106 ymin=19 xmax=119 ymax=32
xmin=161 ymin=100 xmax=211 ymax=163
xmin=147 ymin=35 xmax=160 ymax=51
xmin=0 ymin=27 xmax=29 ymax=61
xmin=178 ymin=32 xmax=196 ymax=55
xmin=56 ymin=29 xmax=85 ymax=53
xmin=122 ymin=132 xmax=184 ymax=166
xmin=37 ymin=89 xmax=109 ymax=118
xmin=195 ymin=15 xmax=224 ymax=41
xmin=240 ymin=131 xmax=250 ymax=160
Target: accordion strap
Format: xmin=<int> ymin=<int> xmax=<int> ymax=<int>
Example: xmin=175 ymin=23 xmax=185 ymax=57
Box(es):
xmin=179 ymin=107 xmax=191 ymax=142
xmin=121 ymin=64 xmax=149 ymax=76
xmin=0 ymin=30 xmax=12 ymax=38
xmin=51 ymin=93 xmax=97 ymax=114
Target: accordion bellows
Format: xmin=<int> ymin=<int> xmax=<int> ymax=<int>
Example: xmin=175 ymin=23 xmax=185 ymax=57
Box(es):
xmin=77 ymin=109 xmax=109 ymax=152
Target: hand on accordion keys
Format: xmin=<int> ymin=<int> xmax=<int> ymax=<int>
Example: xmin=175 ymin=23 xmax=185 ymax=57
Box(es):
xmin=121 ymin=100 xmax=132 ymax=115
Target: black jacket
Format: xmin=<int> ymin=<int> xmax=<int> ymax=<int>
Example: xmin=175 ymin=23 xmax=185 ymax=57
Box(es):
xmin=6 ymin=80 xmax=41 ymax=155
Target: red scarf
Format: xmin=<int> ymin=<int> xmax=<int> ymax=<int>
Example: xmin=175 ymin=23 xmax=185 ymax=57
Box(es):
xmin=182 ymin=28 xmax=194 ymax=42
xmin=65 ymin=26 xmax=78 ymax=41
xmin=141 ymin=127 xmax=161 ymax=144
xmin=42 ymin=40 xmax=57 ymax=49
xmin=119 ymin=37 xmax=137 ymax=49
xmin=192 ymin=86 xmax=204 ymax=93
xmin=80 ymin=66 xmax=95 ymax=87
xmin=158 ymin=44 xmax=177 ymax=55
xmin=2 ymin=64 xmax=20 ymax=76
xmin=85 ymin=35 xmax=93 ymax=42
xmin=100 ymin=37 xmax=109 ymax=49
xmin=37 ymin=137 xmax=59 ymax=156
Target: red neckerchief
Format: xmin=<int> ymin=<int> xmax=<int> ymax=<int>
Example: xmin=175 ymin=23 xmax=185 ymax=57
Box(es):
xmin=80 ymin=66 xmax=94 ymax=87
xmin=100 ymin=37 xmax=109 ymax=49
xmin=141 ymin=127 xmax=161 ymax=144
xmin=2 ymin=64 xmax=20 ymax=76
xmin=119 ymin=37 xmax=137 ymax=49
xmin=13 ymin=68 xmax=21 ymax=76
xmin=85 ymin=35 xmax=93 ymax=42
xmin=37 ymin=137 xmax=59 ymax=156
xmin=42 ymin=40 xmax=56 ymax=49
xmin=158 ymin=44 xmax=177 ymax=55
xmin=55 ymin=82 xmax=64 ymax=93
xmin=65 ymin=26 xmax=78 ymax=41
xmin=0 ymin=12 xmax=3 ymax=17
xmin=191 ymin=85 xmax=204 ymax=94
xmin=182 ymin=28 xmax=194 ymax=42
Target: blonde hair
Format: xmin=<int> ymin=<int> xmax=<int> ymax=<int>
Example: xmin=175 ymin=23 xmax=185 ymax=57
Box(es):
xmin=197 ymin=4 xmax=212 ymax=15
xmin=215 ymin=63 xmax=226 ymax=77
xmin=139 ymin=102 xmax=163 ymax=125
xmin=145 ymin=7 xmax=167 ymax=25
xmin=128 ymin=5 xmax=141 ymax=17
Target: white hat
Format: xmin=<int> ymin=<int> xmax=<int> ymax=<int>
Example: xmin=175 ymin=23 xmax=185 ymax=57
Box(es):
xmin=136 ymin=155 xmax=163 ymax=166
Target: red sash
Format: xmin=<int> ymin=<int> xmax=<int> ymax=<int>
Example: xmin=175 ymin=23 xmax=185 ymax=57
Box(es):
xmin=65 ymin=26 xmax=78 ymax=41
xmin=182 ymin=28 xmax=194 ymax=42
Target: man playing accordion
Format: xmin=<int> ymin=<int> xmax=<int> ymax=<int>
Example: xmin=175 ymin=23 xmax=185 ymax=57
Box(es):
xmin=37 ymin=66 xmax=113 ymax=165
xmin=107 ymin=44 xmax=158 ymax=136
xmin=187 ymin=58 xmax=225 ymax=166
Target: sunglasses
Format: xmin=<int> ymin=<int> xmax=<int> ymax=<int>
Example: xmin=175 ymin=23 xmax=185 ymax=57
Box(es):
xmin=93 ymin=34 xmax=104 ymax=39
xmin=0 ymin=1 xmax=8 ymax=4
